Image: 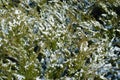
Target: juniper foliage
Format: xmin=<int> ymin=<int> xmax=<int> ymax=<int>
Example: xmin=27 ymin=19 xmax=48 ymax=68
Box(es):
xmin=0 ymin=0 xmax=120 ymax=79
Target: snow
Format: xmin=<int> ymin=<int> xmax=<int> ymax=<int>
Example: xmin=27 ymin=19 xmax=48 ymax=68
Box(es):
xmin=13 ymin=74 xmax=25 ymax=80
xmin=15 ymin=10 xmax=21 ymax=14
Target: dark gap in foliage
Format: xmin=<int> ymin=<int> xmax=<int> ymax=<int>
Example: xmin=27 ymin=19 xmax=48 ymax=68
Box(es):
xmin=11 ymin=0 xmax=20 ymax=7
xmin=29 ymin=1 xmax=37 ymax=8
xmin=61 ymin=66 xmax=68 ymax=77
xmin=90 ymin=4 xmax=106 ymax=26
xmin=114 ymin=50 xmax=120 ymax=56
xmin=36 ymin=6 xmax=41 ymax=14
xmin=112 ymin=37 xmax=120 ymax=47
xmin=88 ymin=40 xmax=94 ymax=47
xmin=70 ymin=69 xmax=81 ymax=77
xmin=37 ymin=53 xmax=45 ymax=62
xmin=60 ymin=0 xmax=66 ymax=2
xmin=34 ymin=45 xmax=40 ymax=53
xmin=5 ymin=56 xmax=18 ymax=64
xmin=113 ymin=6 xmax=120 ymax=16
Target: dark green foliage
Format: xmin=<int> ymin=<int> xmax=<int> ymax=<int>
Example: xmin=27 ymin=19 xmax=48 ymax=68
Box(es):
xmin=0 ymin=0 xmax=120 ymax=80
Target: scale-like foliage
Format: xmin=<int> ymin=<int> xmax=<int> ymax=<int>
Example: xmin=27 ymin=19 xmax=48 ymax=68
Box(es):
xmin=0 ymin=0 xmax=120 ymax=79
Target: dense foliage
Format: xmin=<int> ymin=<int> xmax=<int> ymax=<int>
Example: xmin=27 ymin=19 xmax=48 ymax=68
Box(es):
xmin=0 ymin=0 xmax=120 ymax=79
